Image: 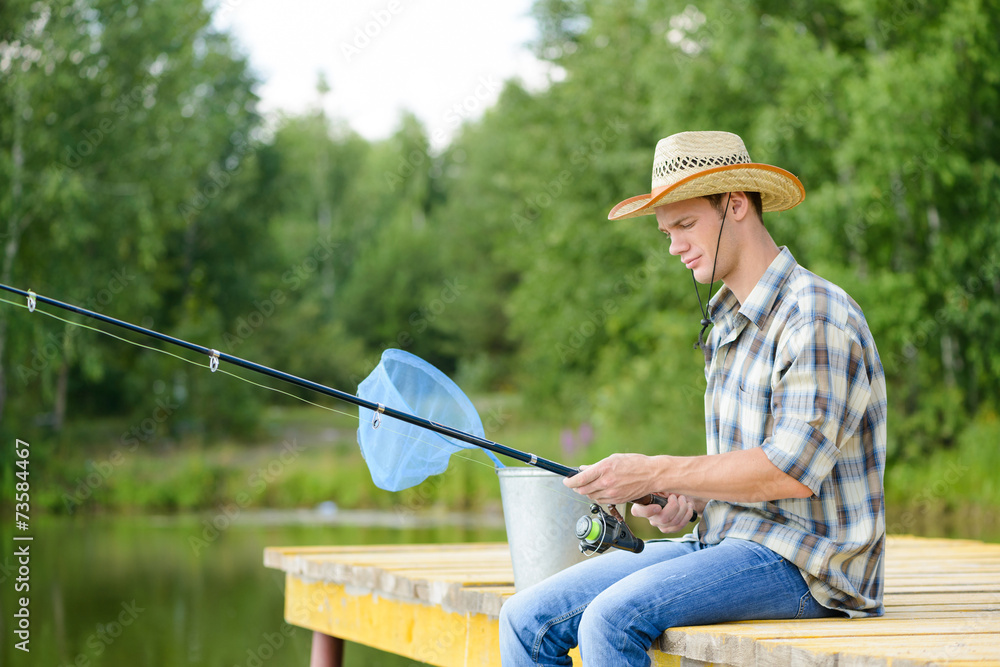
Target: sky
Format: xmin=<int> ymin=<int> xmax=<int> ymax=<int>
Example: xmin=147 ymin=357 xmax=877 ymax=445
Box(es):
xmin=213 ymin=0 xmax=554 ymax=148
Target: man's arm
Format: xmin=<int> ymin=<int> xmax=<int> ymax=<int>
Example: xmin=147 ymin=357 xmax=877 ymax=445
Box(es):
xmin=570 ymin=320 xmax=874 ymax=532
xmin=564 ymin=447 xmax=813 ymax=507
xmin=568 ymin=321 xmax=871 ymax=509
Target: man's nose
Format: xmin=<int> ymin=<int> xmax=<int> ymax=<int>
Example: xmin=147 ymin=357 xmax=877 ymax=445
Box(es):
xmin=669 ymin=234 xmax=686 ymax=256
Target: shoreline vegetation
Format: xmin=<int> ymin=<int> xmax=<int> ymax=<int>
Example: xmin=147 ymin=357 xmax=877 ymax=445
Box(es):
xmin=3 ymin=1 xmax=999 ymax=551
xmin=4 ymin=403 xmax=998 ymax=543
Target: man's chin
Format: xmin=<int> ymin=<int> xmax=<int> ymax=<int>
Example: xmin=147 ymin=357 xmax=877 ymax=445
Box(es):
xmin=691 ymin=271 xmax=714 ymax=285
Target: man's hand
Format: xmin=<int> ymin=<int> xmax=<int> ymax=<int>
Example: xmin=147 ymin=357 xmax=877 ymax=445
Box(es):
xmin=563 ymin=453 xmax=657 ymax=505
xmin=632 ymin=494 xmax=696 ymax=533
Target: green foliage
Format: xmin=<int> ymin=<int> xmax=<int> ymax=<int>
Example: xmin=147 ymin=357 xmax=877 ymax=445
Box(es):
xmin=2 ymin=0 xmax=999 ymax=516
xmin=886 ymin=406 xmax=1000 ymax=517
xmin=1 ymin=0 xmax=267 ymax=437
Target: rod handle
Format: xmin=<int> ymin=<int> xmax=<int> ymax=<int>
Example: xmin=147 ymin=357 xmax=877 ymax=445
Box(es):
xmin=631 ymin=493 xmax=698 ymax=522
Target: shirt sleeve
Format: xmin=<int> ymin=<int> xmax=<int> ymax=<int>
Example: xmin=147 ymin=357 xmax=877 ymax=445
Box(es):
xmin=761 ymin=319 xmax=873 ymax=496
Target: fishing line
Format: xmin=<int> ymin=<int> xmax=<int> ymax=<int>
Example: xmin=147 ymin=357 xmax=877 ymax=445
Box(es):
xmin=4 ymin=287 xmax=676 ymax=554
xmin=1 ymin=293 xmax=359 ymax=416
xmin=0 ymin=293 xmax=592 ymax=509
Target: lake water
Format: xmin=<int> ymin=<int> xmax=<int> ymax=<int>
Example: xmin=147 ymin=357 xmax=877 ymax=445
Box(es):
xmin=2 ymin=506 xmax=996 ymax=667
xmin=0 ymin=511 xmax=507 ymax=667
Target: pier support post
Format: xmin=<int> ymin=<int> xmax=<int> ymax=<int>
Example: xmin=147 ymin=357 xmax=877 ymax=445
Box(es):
xmin=309 ymin=631 xmax=344 ymax=667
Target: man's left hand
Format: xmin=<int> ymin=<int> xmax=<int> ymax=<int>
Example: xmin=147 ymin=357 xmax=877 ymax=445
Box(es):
xmin=632 ymin=494 xmax=696 ymax=533
xmin=563 ymin=453 xmax=656 ymax=505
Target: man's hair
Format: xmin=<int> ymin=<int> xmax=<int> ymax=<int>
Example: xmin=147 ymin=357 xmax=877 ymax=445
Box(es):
xmin=702 ymin=192 xmax=763 ymax=222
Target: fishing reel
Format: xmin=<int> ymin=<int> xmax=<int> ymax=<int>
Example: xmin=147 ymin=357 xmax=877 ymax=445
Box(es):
xmin=575 ymin=503 xmax=645 ymax=554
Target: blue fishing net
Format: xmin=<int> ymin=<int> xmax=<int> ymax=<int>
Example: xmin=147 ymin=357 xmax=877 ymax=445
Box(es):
xmin=356 ymin=349 xmax=504 ymax=491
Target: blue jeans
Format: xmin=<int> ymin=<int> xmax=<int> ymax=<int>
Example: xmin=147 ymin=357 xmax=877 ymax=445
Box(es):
xmin=499 ymin=537 xmax=841 ymax=666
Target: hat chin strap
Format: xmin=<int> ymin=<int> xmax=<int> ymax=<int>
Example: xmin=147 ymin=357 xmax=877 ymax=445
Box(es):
xmin=693 ymin=193 xmax=731 ymax=352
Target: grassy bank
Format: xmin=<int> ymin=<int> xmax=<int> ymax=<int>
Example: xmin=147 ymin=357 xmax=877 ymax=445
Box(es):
xmin=6 ymin=400 xmax=1000 ymax=535
xmin=11 ymin=398 xmax=591 ymax=515
xmin=883 ymin=411 xmax=1000 ymax=538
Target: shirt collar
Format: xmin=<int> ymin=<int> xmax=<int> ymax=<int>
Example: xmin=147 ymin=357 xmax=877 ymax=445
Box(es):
xmin=708 ymin=246 xmax=797 ymax=334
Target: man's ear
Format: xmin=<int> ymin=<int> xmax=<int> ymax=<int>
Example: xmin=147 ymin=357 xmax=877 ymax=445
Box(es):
xmin=729 ymin=191 xmax=751 ymax=222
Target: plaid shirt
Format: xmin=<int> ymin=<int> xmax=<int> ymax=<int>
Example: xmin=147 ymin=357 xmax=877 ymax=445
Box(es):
xmin=692 ymin=247 xmax=887 ymax=617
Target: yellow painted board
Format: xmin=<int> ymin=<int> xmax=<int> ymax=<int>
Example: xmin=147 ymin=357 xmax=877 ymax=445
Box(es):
xmin=283 ymin=573 xmax=694 ymax=667
xmin=285 ymin=574 xmax=502 ymax=667
xmin=648 ymin=652 xmax=684 ymax=667
xmin=568 ymin=647 xmax=694 ymax=667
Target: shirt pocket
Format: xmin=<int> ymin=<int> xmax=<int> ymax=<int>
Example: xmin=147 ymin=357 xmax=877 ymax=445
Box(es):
xmin=738 ymin=366 xmax=773 ymax=445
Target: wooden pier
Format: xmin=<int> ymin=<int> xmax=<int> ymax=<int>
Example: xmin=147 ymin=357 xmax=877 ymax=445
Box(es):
xmin=264 ymin=535 xmax=1000 ymax=666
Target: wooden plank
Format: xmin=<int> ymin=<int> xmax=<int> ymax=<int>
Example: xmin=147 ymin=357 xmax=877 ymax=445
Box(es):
xmin=756 ymin=634 xmax=1000 ymax=667
xmin=285 ymin=574 xmax=502 ymax=667
xmin=266 ymin=535 xmax=1000 ymax=666
xmin=667 ymin=616 xmax=1000 ymax=641
xmin=885 ymin=552 xmax=1000 ymax=573
xmin=885 ymin=583 xmax=1000 ymax=593
xmin=268 ymin=542 xmax=509 ymax=556
xmin=303 ymin=553 xmax=510 ymax=568
xmin=650 ymin=534 xmax=1000 ymax=667
xmin=883 ymin=591 xmax=1000 ymax=607
xmin=673 ymin=630 xmax=1000 ymax=667
xmin=266 ymin=542 xmax=517 ymax=619
xmin=264 ymin=543 xmax=511 ymax=574
xmin=283 ymin=573 xmax=689 ymax=667
xmin=662 ymin=618 xmax=1000 ymax=665
xmin=877 ymin=609 xmax=1000 ymax=618
xmin=885 ymin=572 xmax=1000 ymax=582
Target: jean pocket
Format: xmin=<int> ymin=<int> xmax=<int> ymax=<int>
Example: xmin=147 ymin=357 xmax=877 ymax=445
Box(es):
xmin=794 ymin=589 xmax=813 ymax=619
xmin=794 ymin=588 xmax=843 ymax=620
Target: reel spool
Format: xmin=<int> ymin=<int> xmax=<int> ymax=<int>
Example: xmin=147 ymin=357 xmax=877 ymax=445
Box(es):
xmin=575 ymin=503 xmax=645 ymax=554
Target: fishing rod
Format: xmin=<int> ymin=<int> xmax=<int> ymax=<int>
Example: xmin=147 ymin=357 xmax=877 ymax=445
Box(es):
xmin=0 ymin=283 xmax=680 ymax=553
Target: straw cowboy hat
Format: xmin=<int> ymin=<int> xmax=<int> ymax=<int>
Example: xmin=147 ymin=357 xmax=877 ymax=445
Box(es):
xmin=608 ymin=131 xmax=805 ymax=221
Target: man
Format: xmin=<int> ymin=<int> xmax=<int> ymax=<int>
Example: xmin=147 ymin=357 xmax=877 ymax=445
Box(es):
xmin=499 ymin=131 xmax=887 ymax=666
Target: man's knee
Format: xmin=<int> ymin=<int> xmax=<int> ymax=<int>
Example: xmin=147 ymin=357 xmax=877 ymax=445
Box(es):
xmin=577 ymin=597 xmax=615 ymax=639
xmin=499 ymin=596 xmax=517 ymax=632
xmin=579 ymin=592 xmax=661 ymax=651
xmin=500 ymin=591 xmax=550 ymax=663
xmin=499 ymin=590 xmax=533 ymax=637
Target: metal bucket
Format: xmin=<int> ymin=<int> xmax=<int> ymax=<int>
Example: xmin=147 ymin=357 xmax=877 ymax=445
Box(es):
xmin=497 ymin=466 xmax=590 ymax=591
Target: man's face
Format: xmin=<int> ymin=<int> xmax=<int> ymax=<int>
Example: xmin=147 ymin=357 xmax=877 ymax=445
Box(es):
xmin=655 ymin=197 xmax=729 ymax=284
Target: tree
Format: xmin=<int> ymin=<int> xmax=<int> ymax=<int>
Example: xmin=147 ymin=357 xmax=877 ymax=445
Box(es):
xmin=0 ymin=0 xmax=265 ymax=438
